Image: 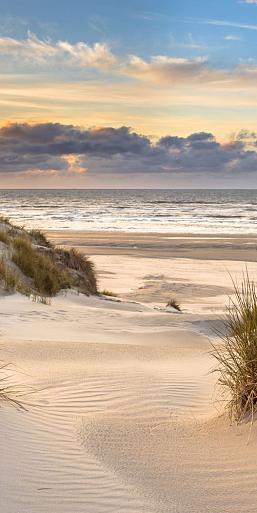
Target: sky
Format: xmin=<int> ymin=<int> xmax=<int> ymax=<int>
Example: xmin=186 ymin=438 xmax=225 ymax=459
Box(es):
xmin=1 ymin=0 xmax=257 ymax=187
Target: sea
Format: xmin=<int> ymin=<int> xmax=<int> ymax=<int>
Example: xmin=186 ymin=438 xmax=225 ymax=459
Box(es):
xmin=0 ymin=189 xmax=257 ymax=233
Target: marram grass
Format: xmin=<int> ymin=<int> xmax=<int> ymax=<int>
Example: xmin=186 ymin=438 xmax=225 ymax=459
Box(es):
xmin=212 ymin=273 xmax=257 ymax=422
xmin=166 ymin=298 xmax=181 ymax=312
xmin=100 ymin=289 xmax=118 ymax=297
xmin=0 ymin=362 xmax=26 ymax=410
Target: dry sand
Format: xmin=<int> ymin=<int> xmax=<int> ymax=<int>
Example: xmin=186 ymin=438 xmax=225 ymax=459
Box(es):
xmin=1 ymin=232 xmax=257 ymax=512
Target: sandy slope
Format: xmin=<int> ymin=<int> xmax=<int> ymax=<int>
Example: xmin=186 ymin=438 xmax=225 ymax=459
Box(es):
xmin=1 ymin=236 xmax=257 ymax=512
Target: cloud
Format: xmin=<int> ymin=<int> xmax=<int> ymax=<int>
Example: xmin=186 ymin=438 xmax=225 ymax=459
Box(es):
xmin=200 ymin=18 xmax=257 ymax=31
xmin=1 ymin=32 xmax=257 ymax=90
xmin=124 ymin=54 xmax=224 ymax=84
xmin=0 ymin=34 xmax=218 ymax=84
xmin=1 ymin=122 xmax=257 ymax=179
xmin=241 ymin=1 xmax=257 ymax=4
xmin=0 ymin=123 xmax=154 ymax=174
xmin=123 ymin=53 xmax=257 ymax=87
xmin=0 ymin=32 xmax=116 ymax=69
xmin=224 ymin=35 xmax=241 ymax=40
xmin=169 ymin=33 xmax=207 ymax=50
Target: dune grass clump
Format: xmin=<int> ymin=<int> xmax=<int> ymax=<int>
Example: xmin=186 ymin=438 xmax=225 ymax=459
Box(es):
xmin=30 ymin=229 xmax=53 ymax=248
xmin=212 ymin=273 xmax=257 ymax=422
xmin=54 ymin=247 xmax=97 ymax=295
xmin=101 ymin=289 xmax=118 ymax=297
xmin=0 ymin=216 xmax=21 ymax=232
xmin=12 ymin=237 xmax=70 ymax=296
xmin=0 ymin=230 xmax=10 ymax=246
xmin=0 ymin=218 xmax=98 ymax=299
xmin=0 ymin=259 xmax=19 ymax=291
xmin=0 ymin=216 xmax=11 ymax=225
xmin=100 ymin=289 xmax=118 ymax=297
xmin=0 ymin=257 xmax=35 ymax=296
xmin=166 ymin=298 xmax=181 ymax=312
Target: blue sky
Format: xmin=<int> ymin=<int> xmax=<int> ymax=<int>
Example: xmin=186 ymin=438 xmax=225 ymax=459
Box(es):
xmin=0 ymin=0 xmax=256 ymax=60
xmin=1 ymin=0 xmax=257 ymax=187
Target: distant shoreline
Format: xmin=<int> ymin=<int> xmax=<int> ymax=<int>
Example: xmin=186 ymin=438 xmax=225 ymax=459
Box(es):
xmin=47 ymin=230 xmax=257 ymax=262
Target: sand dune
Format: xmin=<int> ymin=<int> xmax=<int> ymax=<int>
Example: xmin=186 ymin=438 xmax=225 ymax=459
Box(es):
xmin=1 ymin=238 xmax=257 ymax=512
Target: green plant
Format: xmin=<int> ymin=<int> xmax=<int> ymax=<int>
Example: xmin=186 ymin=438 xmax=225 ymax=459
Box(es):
xmin=212 ymin=273 xmax=257 ymax=422
xmin=166 ymin=298 xmax=181 ymax=312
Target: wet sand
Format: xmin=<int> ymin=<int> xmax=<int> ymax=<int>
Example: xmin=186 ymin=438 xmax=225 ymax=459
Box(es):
xmin=48 ymin=230 xmax=257 ymax=261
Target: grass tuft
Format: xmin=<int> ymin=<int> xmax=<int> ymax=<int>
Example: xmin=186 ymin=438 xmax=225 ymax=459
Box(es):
xmin=12 ymin=237 xmax=69 ymax=296
xmin=212 ymin=272 xmax=257 ymax=422
xmin=0 ymin=362 xmax=26 ymax=410
xmin=166 ymin=298 xmax=181 ymax=312
xmin=0 ymin=217 xmax=98 ymax=299
xmin=0 ymin=259 xmax=19 ymax=291
xmin=0 ymin=230 xmax=10 ymax=245
xmin=54 ymin=247 xmax=97 ymax=295
xmin=0 ymin=216 xmax=11 ymax=225
xmin=30 ymin=229 xmax=53 ymax=248
xmin=100 ymin=289 xmax=118 ymax=297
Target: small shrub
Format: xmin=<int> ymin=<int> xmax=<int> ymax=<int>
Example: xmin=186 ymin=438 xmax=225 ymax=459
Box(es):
xmin=166 ymin=298 xmax=181 ymax=312
xmin=101 ymin=289 xmax=118 ymax=297
xmin=212 ymin=273 xmax=257 ymax=422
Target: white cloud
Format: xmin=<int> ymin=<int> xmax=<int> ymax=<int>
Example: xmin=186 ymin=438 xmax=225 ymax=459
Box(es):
xmin=125 ymin=54 xmax=216 ymax=84
xmin=202 ymin=18 xmax=257 ymax=31
xmin=0 ymin=32 xmax=116 ymax=69
xmin=123 ymin=54 xmax=235 ymax=85
xmin=224 ymin=35 xmax=241 ymax=40
xmin=2 ymin=32 xmax=257 ymax=92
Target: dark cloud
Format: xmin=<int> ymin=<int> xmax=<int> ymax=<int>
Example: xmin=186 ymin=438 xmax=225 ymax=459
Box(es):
xmin=0 ymin=122 xmax=257 ymax=177
xmin=0 ymin=123 xmax=152 ymax=158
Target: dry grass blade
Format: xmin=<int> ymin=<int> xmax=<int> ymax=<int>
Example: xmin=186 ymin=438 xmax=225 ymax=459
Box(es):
xmin=212 ymin=271 xmax=257 ymax=423
xmin=100 ymin=289 xmax=118 ymax=297
xmin=166 ymin=298 xmax=181 ymax=312
xmin=0 ymin=362 xmax=27 ymax=410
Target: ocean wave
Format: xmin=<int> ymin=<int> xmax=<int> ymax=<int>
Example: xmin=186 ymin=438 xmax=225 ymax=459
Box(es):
xmin=0 ymin=189 xmax=257 ymax=233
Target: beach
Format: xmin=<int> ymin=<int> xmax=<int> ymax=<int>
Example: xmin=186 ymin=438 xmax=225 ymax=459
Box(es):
xmin=3 ymin=0 xmax=257 ymax=507
xmin=1 ymin=231 xmax=257 ymax=512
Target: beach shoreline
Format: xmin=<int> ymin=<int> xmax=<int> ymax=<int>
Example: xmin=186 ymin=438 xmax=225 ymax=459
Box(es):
xmin=47 ymin=230 xmax=257 ymax=261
